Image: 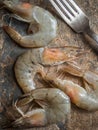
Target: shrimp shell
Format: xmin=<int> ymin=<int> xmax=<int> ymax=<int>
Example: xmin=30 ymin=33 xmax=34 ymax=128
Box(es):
xmin=14 ymin=48 xmax=44 ymax=93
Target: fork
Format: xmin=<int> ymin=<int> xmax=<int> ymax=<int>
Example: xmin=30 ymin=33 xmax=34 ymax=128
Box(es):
xmin=49 ymin=0 xmax=98 ymax=52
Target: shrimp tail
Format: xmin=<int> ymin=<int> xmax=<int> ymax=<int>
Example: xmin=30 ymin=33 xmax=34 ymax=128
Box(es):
xmin=3 ymin=25 xmax=23 ymax=45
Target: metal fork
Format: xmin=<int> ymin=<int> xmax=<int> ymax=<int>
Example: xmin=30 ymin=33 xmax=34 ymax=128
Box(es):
xmin=49 ymin=0 xmax=98 ymax=52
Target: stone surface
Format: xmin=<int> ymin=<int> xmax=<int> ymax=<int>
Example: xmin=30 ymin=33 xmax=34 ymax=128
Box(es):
xmin=0 ymin=0 xmax=98 ymax=130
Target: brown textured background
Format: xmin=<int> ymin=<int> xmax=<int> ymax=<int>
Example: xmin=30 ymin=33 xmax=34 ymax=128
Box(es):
xmin=0 ymin=0 xmax=98 ymax=130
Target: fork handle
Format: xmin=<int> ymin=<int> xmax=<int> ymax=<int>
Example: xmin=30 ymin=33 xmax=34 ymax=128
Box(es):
xmin=85 ymin=28 xmax=98 ymax=52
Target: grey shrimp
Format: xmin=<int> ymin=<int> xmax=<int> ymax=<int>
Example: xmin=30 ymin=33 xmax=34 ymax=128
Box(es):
xmin=42 ymin=73 xmax=98 ymax=111
xmin=2 ymin=88 xmax=70 ymax=128
xmin=15 ymin=47 xmax=80 ymax=93
xmin=3 ymin=1 xmax=57 ymax=47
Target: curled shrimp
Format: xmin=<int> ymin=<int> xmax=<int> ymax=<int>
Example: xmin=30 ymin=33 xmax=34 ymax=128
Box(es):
xmin=43 ymin=62 xmax=98 ymax=111
xmin=3 ymin=1 xmax=57 ymax=47
xmin=2 ymin=88 xmax=70 ymax=128
xmin=41 ymin=75 xmax=98 ymax=111
xmin=14 ymin=47 xmax=81 ymax=93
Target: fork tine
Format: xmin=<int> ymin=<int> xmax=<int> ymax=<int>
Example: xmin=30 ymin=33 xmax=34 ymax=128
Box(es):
xmin=62 ymin=0 xmax=77 ymax=16
xmin=68 ymin=0 xmax=82 ymax=13
xmin=55 ymin=0 xmax=74 ymax=20
xmin=49 ymin=0 xmax=71 ymax=24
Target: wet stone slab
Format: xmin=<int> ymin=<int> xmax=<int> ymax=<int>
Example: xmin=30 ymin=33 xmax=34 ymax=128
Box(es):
xmin=0 ymin=0 xmax=98 ymax=130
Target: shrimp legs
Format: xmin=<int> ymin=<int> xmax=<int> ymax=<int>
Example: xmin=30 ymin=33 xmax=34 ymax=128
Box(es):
xmin=58 ymin=61 xmax=98 ymax=91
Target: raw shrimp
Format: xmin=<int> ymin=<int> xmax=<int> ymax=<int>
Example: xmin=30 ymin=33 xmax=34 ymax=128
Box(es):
xmin=15 ymin=47 xmax=80 ymax=93
xmin=2 ymin=88 xmax=70 ymax=128
xmin=3 ymin=1 xmax=57 ymax=47
xmin=42 ymin=75 xmax=98 ymax=111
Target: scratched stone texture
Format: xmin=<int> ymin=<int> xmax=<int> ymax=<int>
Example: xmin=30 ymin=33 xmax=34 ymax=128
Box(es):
xmin=0 ymin=0 xmax=98 ymax=130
